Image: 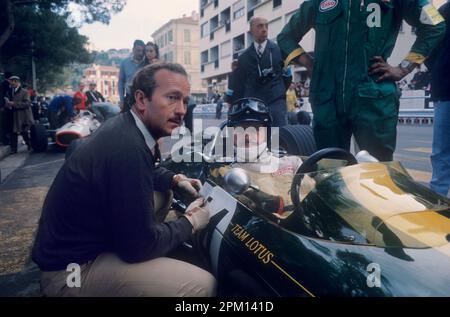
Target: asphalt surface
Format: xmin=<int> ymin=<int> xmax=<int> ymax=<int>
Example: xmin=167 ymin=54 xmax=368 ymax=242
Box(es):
xmin=0 ymin=146 xmax=65 ymax=297
xmin=394 ymin=124 xmax=434 ymax=185
xmin=0 ymin=120 xmax=437 ymax=297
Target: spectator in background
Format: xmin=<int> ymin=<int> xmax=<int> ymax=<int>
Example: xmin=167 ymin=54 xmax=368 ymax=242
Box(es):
xmin=184 ymin=98 xmax=197 ymax=133
xmin=144 ymin=42 xmax=160 ymax=65
xmin=118 ymin=40 xmax=146 ymax=113
xmin=286 ymin=83 xmax=298 ymax=113
xmin=27 ymin=84 xmax=37 ymax=102
xmin=302 ymin=78 xmax=310 ymax=97
xmin=225 ymin=60 xmax=241 ymax=105
xmin=5 ymin=76 xmax=34 ymax=153
xmin=48 ymin=95 xmax=75 ymax=129
xmin=231 ymin=17 xmax=288 ymax=127
xmin=73 ymin=82 xmax=87 ymax=111
xmin=215 ymin=94 xmax=223 ymax=120
xmin=409 ymin=67 xmax=431 ymax=90
xmin=85 ymin=82 xmax=119 ymax=122
xmin=34 ymin=96 xmax=50 ymax=121
xmin=294 ymin=82 xmax=302 ymax=98
xmin=86 ymin=82 xmax=105 ymax=108
xmin=0 ymin=71 xmax=12 ymax=145
xmin=429 ymin=0 xmax=450 ymax=197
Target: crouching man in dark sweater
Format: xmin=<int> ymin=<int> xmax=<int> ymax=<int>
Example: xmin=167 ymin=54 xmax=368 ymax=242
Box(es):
xmin=32 ymin=63 xmax=216 ymax=297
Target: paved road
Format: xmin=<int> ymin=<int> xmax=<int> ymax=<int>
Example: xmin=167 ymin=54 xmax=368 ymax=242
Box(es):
xmin=394 ymin=124 xmax=433 ymax=185
xmin=0 ymin=120 xmax=436 ymax=296
xmin=0 ymin=146 xmax=64 ymax=296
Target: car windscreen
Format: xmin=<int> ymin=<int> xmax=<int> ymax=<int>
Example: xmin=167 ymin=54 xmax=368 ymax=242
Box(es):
xmin=302 ymin=162 xmax=450 ymax=248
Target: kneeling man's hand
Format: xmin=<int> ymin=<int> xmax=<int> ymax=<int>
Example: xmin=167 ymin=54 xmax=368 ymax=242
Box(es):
xmin=183 ymin=198 xmax=210 ymax=232
xmin=173 ymin=174 xmax=202 ymax=199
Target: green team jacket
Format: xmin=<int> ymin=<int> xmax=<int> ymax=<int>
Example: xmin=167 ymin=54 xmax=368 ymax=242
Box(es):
xmin=277 ymin=0 xmax=446 ymax=113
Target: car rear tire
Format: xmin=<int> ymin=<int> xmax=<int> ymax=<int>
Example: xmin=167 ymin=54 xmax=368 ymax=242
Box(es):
xmin=278 ymin=125 xmax=317 ymax=156
xmin=30 ymin=124 xmax=48 ymax=153
xmin=297 ymin=111 xmax=312 ymax=125
xmin=287 ymin=112 xmax=298 ymax=125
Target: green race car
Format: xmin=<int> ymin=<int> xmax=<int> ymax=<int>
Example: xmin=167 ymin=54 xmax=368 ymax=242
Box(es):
xmin=162 ymin=125 xmax=450 ymax=297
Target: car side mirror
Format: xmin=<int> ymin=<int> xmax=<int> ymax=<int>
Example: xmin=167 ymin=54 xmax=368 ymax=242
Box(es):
xmin=223 ymin=168 xmax=251 ymax=195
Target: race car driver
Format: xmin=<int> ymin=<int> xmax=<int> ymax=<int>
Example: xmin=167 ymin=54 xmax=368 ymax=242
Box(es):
xmin=213 ymin=98 xmax=303 ymax=215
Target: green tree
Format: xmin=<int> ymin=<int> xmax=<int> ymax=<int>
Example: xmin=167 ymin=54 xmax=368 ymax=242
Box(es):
xmin=0 ymin=0 xmax=126 ymax=48
xmin=0 ymin=7 xmax=95 ymax=91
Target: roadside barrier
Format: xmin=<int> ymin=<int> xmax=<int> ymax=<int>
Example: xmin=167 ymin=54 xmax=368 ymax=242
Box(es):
xmin=195 ymin=95 xmax=435 ymax=125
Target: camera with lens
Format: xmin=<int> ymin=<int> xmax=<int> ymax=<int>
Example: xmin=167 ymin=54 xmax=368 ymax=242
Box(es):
xmin=259 ymin=67 xmax=276 ymax=85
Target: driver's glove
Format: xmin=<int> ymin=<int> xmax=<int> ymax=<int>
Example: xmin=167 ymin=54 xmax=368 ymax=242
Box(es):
xmin=183 ymin=198 xmax=210 ymax=232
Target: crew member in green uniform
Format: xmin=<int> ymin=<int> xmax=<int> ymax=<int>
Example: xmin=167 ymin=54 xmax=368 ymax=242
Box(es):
xmin=277 ymin=0 xmax=446 ymax=161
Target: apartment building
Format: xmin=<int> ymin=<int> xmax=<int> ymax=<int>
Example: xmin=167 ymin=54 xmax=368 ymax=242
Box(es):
xmin=200 ymin=0 xmax=314 ymax=95
xmin=152 ymin=12 xmax=206 ymax=101
xmin=84 ymin=64 xmax=120 ymax=103
xmin=199 ymin=0 xmax=417 ymax=96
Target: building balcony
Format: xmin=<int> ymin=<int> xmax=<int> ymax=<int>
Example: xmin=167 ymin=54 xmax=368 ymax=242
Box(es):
xmin=202 ymin=61 xmax=219 ymax=75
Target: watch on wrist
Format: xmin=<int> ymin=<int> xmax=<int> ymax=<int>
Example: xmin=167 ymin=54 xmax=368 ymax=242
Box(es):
xmin=399 ymin=60 xmax=418 ymax=73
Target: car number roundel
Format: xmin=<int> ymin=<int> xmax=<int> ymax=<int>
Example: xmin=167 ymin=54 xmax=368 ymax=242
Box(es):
xmin=319 ymin=0 xmax=338 ymax=12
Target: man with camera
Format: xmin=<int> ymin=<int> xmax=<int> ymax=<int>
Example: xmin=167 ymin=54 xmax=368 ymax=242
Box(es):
xmin=228 ymin=17 xmax=288 ymax=127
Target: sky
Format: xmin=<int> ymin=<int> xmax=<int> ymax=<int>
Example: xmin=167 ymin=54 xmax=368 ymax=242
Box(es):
xmin=79 ymin=0 xmax=198 ymax=51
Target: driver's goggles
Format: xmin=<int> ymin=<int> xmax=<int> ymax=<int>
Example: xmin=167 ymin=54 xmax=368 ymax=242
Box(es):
xmin=229 ymin=99 xmax=269 ymax=116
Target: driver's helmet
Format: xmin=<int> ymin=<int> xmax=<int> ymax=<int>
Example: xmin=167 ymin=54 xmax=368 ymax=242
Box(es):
xmin=228 ymin=98 xmax=272 ymax=127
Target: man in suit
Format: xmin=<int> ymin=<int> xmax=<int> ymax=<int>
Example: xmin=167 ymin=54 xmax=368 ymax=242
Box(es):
xmin=4 ymin=76 xmax=34 ymax=153
xmin=229 ymin=17 xmax=288 ymax=127
xmin=86 ymin=82 xmax=119 ymax=122
xmin=86 ymin=82 xmax=105 ymax=107
xmin=32 ymin=63 xmax=216 ymax=297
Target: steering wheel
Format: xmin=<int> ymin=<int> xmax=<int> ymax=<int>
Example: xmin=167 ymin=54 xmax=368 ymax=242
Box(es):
xmin=290 ymin=148 xmax=358 ymax=216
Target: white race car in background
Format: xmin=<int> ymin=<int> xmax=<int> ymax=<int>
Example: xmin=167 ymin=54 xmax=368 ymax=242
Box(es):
xmin=55 ymin=111 xmax=100 ymax=148
xmin=30 ymin=110 xmax=101 ymax=152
